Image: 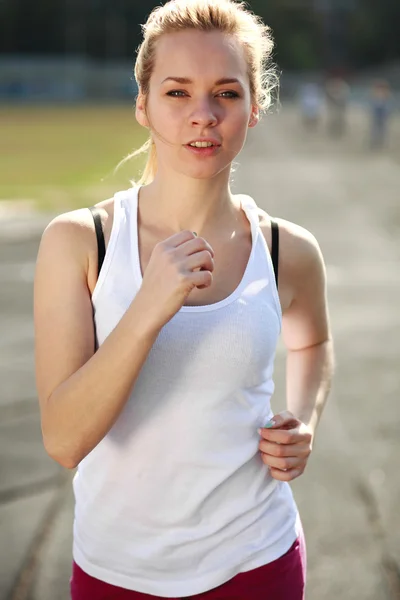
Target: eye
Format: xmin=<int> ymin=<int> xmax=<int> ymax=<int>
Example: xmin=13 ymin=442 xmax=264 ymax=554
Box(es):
xmin=218 ymin=91 xmax=240 ymax=99
xmin=166 ymin=90 xmax=187 ymax=97
xmin=166 ymin=90 xmax=240 ymax=99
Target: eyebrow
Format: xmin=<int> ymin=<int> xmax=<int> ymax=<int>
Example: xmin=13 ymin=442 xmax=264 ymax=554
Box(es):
xmin=161 ymin=76 xmax=242 ymax=86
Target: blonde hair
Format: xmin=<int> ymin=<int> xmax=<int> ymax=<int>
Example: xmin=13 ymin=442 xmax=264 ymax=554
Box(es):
xmin=121 ymin=0 xmax=277 ymax=185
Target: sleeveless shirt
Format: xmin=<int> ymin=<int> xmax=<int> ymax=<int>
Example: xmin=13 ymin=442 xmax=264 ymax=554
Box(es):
xmin=72 ymin=186 xmax=300 ymax=596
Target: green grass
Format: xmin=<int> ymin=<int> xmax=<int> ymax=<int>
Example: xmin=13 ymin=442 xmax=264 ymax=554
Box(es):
xmin=0 ymin=105 xmax=149 ymax=211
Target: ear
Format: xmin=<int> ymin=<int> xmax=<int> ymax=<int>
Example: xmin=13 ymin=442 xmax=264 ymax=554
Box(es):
xmin=135 ymin=92 xmax=149 ymax=128
xmin=248 ymin=106 xmax=259 ymax=129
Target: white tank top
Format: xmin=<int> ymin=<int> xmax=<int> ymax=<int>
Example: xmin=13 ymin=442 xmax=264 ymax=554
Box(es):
xmin=72 ymin=186 xmax=300 ymax=596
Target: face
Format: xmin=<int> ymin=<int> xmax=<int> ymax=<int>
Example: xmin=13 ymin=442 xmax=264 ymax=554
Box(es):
xmin=136 ymin=29 xmax=259 ymax=181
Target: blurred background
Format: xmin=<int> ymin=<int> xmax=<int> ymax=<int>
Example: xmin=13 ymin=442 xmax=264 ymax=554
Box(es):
xmin=0 ymin=1 xmax=399 ymax=599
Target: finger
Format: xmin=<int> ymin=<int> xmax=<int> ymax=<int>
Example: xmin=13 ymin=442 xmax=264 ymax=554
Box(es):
xmin=163 ymin=230 xmax=198 ymax=249
xmin=263 ymin=411 xmax=301 ymax=431
xmin=189 ymin=269 xmax=213 ymax=290
xmin=260 ymin=453 xmax=301 ymax=471
xmin=269 ymin=467 xmax=303 ymax=482
xmin=260 ymin=428 xmax=304 ymax=445
xmin=185 ymin=250 xmax=214 ymax=273
xmin=176 ymin=237 xmax=215 ymax=259
xmin=259 ymin=439 xmax=307 ymax=458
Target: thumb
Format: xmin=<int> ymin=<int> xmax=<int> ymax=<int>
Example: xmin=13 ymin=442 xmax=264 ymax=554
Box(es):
xmin=264 ymin=411 xmax=300 ymax=430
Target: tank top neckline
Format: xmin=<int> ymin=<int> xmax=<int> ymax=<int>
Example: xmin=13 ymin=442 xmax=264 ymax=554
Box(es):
xmin=129 ymin=186 xmax=260 ymax=314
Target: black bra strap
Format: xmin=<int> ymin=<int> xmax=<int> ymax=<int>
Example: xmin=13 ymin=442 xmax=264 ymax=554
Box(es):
xmin=88 ymin=207 xmax=106 ymax=278
xmin=270 ymin=219 xmax=279 ymax=288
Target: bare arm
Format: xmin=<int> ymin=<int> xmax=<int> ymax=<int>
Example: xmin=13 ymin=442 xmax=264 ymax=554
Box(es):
xmin=258 ymin=219 xmax=334 ymax=481
xmin=281 ymin=227 xmax=334 ymax=437
xmin=34 ymin=211 xmax=214 ymax=469
xmin=34 ymin=214 xmax=161 ymax=469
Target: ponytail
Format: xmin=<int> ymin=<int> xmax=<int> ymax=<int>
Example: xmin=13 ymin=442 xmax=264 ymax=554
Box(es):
xmin=115 ymin=136 xmax=157 ymax=186
xmin=140 ymin=139 xmax=157 ymax=185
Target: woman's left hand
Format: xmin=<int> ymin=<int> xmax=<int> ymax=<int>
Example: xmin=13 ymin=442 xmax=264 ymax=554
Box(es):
xmin=258 ymin=411 xmax=313 ymax=482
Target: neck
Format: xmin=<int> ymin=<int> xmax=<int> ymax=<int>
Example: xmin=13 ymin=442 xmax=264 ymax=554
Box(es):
xmin=139 ymin=169 xmax=238 ymax=235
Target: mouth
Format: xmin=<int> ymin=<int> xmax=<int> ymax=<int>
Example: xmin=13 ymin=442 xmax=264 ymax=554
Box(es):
xmin=187 ymin=140 xmax=221 ymax=148
xmin=185 ymin=139 xmax=222 ymax=156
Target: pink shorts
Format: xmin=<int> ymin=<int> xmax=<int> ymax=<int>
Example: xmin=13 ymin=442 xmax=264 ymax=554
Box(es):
xmin=70 ymin=531 xmax=306 ymax=600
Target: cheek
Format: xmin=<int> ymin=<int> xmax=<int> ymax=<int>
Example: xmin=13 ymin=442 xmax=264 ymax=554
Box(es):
xmin=225 ymin=107 xmax=251 ymax=141
xmin=148 ymin=100 xmax=183 ymax=139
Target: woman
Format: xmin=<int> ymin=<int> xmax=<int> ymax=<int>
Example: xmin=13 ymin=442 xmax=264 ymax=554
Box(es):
xmin=34 ymin=1 xmax=334 ymax=598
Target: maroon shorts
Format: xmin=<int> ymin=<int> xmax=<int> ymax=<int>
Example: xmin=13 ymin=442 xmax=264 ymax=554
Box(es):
xmin=70 ymin=532 xmax=306 ymax=600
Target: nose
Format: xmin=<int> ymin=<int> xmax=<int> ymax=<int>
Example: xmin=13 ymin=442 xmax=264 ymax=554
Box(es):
xmin=189 ymin=98 xmax=218 ymax=128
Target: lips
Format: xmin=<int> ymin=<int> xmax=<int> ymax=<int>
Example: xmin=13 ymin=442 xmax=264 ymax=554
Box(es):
xmin=186 ymin=139 xmax=222 ymax=147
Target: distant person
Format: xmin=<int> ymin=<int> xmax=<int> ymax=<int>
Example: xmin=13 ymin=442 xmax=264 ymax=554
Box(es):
xmin=34 ymin=1 xmax=333 ymax=599
xmin=299 ymin=82 xmax=324 ymax=130
xmin=325 ymin=77 xmax=350 ymax=137
xmin=369 ymin=79 xmax=393 ymax=149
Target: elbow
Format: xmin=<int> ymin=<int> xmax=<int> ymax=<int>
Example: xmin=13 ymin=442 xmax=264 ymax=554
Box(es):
xmin=55 ymin=454 xmax=80 ymax=470
xmin=41 ymin=398 xmax=84 ymax=469
xmin=43 ymin=434 xmax=82 ymax=470
xmin=45 ymin=445 xmax=80 ymax=470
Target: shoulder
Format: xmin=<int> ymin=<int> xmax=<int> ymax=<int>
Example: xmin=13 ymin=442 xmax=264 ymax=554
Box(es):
xmin=255 ymin=206 xmax=326 ymax=312
xmin=256 ymin=207 xmax=324 ymax=272
xmin=41 ymin=207 xmax=93 ymax=247
xmin=37 ymin=199 xmax=115 ymax=286
xmin=40 ymin=199 xmax=114 ymax=255
xmin=39 ymin=208 xmax=95 ymax=268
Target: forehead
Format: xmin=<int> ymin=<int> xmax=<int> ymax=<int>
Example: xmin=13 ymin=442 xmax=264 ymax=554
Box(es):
xmin=152 ymin=29 xmax=248 ymax=83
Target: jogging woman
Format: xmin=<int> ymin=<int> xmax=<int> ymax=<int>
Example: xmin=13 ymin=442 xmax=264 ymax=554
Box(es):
xmin=34 ymin=1 xmax=334 ymax=598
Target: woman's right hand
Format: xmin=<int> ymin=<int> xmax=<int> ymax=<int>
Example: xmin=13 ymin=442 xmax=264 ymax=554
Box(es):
xmin=133 ymin=230 xmax=214 ymax=330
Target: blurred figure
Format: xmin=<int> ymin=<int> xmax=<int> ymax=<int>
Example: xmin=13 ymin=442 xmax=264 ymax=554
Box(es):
xmin=325 ymin=77 xmax=350 ymax=137
xmin=299 ymin=82 xmax=324 ymax=131
xmin=369 ymin=79 xmax=393 ymax=150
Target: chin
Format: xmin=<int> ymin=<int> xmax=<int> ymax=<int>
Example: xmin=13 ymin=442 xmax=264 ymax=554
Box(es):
xmin=179 ymin=162 xmax=232 ymax=181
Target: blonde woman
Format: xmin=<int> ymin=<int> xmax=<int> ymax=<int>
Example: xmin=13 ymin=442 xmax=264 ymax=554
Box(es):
xmin=34 ymin=1 xmax=334 ymax=598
